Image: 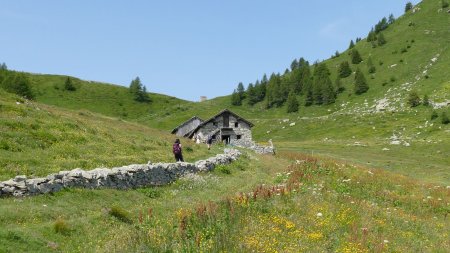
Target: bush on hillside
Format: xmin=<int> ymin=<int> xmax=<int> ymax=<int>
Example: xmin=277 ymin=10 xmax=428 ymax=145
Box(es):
xmin=407 ymin=91 xmax=421 ymax=107
xmin=441 ymin=112 xmax=450 ymax=124
xmin=422 ymin=95 xmax=430 ymax=106
xmin=442 ymin=0 xmax=449 ymax=8
xmin=0 ymin=71 xmax=34 ymax=99
xmin=430 ymin=110 xmax=438 ymax=120
xmin=109 ymin=206 xmax=133 ymax=224
xmin=53 ymin=218 xmax=71 ymax=235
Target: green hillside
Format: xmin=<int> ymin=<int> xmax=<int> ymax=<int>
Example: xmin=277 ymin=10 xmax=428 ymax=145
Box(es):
xmin=0 ymin=0 xmax=449 ymax=252
xmin=0 ymin=89 xmax=218 ymax=181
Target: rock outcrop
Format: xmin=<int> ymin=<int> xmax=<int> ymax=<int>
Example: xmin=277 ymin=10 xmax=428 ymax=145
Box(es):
xmin=0 ymin=149 xmax=241 ymax=197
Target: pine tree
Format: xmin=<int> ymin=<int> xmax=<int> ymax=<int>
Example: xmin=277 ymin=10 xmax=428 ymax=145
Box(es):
xmin=388 ymin=14 xmax=395 ymax=24
xmin=0 ymin=63 xmax=7 ymax=70
xmin=351 ymin=49 xmax=363 ymax=64
xmin=286 ymin=91 xmax=299 ymax=113
xmin=367 ymin=28 xmax=377 ymax=42
xmin=348 ymin=40 xmax=355 ymax=49
xmin=407 ymin=91 xmax=421 ymax=107
xmin=304 ymin=89 xmax=313 ymax=106
xmin=129 ymin=77 xmax=150 ymax=103
xmin=354 ymin=68 xmax=369 ymax=95
xmin=247 ymin=83 xmax=259 ymax=106
xmin=405 ymin=2 xmax=413 ymax=12
xmin=377 ymin=32 xmax=386 ymax=46
xmin=312 ymin=63 xmax=335 ymax=105
xmin=237 ymin=82 xmax=245 ymax=100
xmin=290 ymin=59 xmax=299 ymax=71
xmin=335 ymin=76 xmax=345 ymax=94
xmin=338 ymin=61 xmax=352 ymax=78
xmin=367 ymin=57 xmax=376 ymax=74
xmin=231 ymin=90 xmax=242 ymax=106
xmin=64 ymin=77 xmax=76 ymax=91
xmin=374 ymin=17 xmax=388 ymax=33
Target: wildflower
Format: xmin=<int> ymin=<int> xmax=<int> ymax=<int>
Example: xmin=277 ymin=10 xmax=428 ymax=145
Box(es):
xmin=316 ymin=212 xmax=323 ymax=217
xmin=384 ymin=240 xmax=389 ymax=243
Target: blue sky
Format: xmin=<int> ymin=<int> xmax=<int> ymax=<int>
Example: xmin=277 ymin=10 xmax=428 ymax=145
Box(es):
xmin=1 ymin=1 xmax=419 ymax=101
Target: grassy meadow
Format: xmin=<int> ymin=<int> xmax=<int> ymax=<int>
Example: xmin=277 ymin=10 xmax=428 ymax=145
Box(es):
xmin=0 ymin=0 xmax=449 ymax=252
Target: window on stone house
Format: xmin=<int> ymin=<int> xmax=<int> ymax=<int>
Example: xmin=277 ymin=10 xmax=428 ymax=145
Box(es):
xmin=237 ymin=135 xmax=242 ymax=140
xmin=234 ymin=122 xmax=239 ymax=128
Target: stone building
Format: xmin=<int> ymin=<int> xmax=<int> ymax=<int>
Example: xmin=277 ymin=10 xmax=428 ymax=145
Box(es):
xmin=171 ymin=116 xmax=203 ymax=137
xmin=172 ymin=109 xmax=254 ymax=145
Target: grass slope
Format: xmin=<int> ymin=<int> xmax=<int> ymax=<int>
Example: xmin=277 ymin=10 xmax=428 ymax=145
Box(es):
xmin=0 ymin=89 xmax=218 ymax=181
xmin=0 ymin=151 xmax=447 ymax=252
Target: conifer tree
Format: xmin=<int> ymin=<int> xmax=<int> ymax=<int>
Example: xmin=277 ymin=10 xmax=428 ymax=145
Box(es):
xmin=377 ymin=32 xmax=386 ymax=46
xmin=354 ymin=68 xmax=369 ymax=95
xmin=338 ymin=61 xmax=352 ymax=78
xmin=405 ymin=2 xmax=413 ymax=12
xmin=367 ymin=28 xmax=377 ymax=42
xmin=129 ymin=77 xmax=150 ymax=103
xmin=286 ymin=91 xmax=299 ymax=113
xmin=367 ymin=57 xmax=376 ymax=74
xmin=312 ymin=63 xmax=335 ymax=105
xmin=247 ymin=83 xmax=259 ymax=106
xmin=237 ymin=82 xmax=245 ymax=99
xmin=64 ymin=77 xmax=76 ymax=91
xmin=335 ymin=76 xmax=345 ymax=94
xmin=304 ymin=89 xmax=313 ymax=106
xmin=290 ymin=59 xmax=299 ymax=71
xmin=0 ymin=63 xmax=7 ymax=70
xmin=348 ymin=40 xmax=355 ymax=49
xmin=231 ymin=90 xmax=242 ymax=106
xmin=388 ymin=14 xmax=396 ymax=24
xmin=351 ymin=49 xmax=363 ymax=64
xmin=374 ymin=17 xmax=388 ymax=33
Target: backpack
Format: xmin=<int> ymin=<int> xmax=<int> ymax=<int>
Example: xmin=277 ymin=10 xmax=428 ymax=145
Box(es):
xmin=173 ymin=143 xmax=181 ymax=154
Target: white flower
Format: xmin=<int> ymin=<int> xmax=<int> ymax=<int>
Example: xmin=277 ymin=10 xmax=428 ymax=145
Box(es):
xmin=316 ymin=212 xmax=323 ymax=217
xmin=384 ymin=240 xmax=389 ymax=243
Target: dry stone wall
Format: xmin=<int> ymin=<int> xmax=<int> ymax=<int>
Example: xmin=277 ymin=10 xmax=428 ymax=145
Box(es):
xmin=0 ymin=149 xmax=241 ymax=198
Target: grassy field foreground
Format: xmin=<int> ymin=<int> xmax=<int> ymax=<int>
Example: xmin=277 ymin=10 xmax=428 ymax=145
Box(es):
xmin=0 ymin=151 xmax=447 ymax=252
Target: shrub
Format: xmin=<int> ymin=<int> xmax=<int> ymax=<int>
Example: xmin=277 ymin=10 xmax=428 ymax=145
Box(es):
xmin=53 ymin=218 xmax=71 ymax=235
xmin=390 ymin=76 xmax=396 ymax=82
xmin=441 ymin=112 xmax=450 ymax=124
xmin=407 ymin=91 xmax=421 ymax=107
xmin=430 ymin=111 xmax=438 ymax=120
xmin=185 ymin=146 xmax=194 ymax=152
xmin=422 ymin=95 xmax=430 ymax=106
xmin=216 ymin=165 xmax=231 ymax=175
xmin=109 ymin=206 xmax=133 ymax=224
xmin=401 ymin=48 xmax=408 ymax=53
xmin=442 ymin=0 xmax=449 ymax=8
xmin=137 ymin=188 xmax=161 ymax=198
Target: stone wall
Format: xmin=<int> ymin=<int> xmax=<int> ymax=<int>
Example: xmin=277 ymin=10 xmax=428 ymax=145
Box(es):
xmin=0 ymin=149 xmax=241 ymax=198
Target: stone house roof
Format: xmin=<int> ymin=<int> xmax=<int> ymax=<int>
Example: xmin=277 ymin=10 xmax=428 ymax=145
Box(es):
xmin=186 ymin=109 xmax=253 ymax=138
xmin=171 ymin=116 xmax=204 ymax=134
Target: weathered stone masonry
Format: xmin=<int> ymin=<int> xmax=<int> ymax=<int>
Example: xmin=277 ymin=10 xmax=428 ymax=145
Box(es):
xmin=0 ymin=149 xmax=241 ymax=197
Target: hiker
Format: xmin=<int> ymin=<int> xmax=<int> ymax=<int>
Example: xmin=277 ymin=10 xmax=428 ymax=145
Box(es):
xmin=173 ymin=139 xmax=184 ymax=162
xmin=207 ymin=135 xmax=213 ymax=150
